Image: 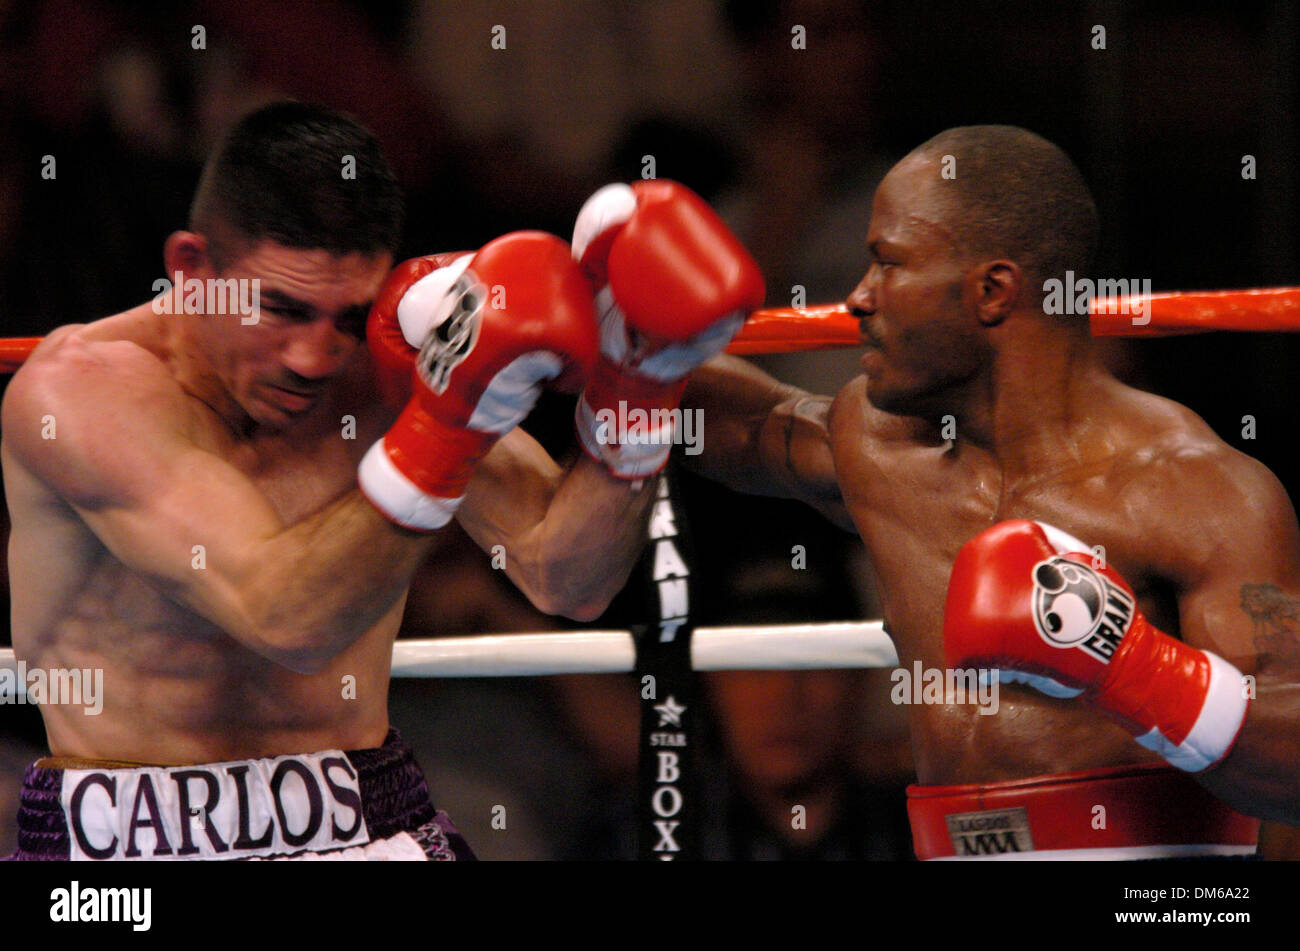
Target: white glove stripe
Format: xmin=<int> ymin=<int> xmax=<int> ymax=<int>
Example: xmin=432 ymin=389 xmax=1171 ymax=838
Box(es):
xmin=396 ymin=255 xmax=473 ymax=348
xmin=1135 ymin=651 xmax=1249 ymax=772
xmin=633 ymin=311 xmax=746 ymax=382
xmin=1034 ymin=521 xmax=1093 ymax=555
xmin=991 ymin=667 xmax=1085 ymax=699
xmin=572 ymin=183 xmax=637 ymax=262
xmin=358 ymin=441 xmax=460 ymax=531
xmin=595 ymin=287 xmax=629 ymax=362
xmin=467 ymin=351 xmax=563 ymax=433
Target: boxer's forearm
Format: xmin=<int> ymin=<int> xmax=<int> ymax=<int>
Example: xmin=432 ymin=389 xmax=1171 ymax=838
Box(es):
xmin=681 ymin=354 xmax=805 ymax=494
xmin=517 ymin=456 xmax=656 ymax=620
xmin=458 ymin=443 xmax=656 ymax=621
xmin=229 ymin=491 xmax=438 ymax=672
xmin=1194 ymin=667 xmax=1300 ymax=824
xmin=1171 ymin=547 xmax=1300 ymax=821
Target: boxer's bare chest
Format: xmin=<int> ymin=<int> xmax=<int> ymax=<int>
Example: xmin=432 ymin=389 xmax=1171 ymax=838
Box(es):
xmin=224 ymin=418 xmax=365 ymax=524
xmin=71 ymin=396 xmax=375 ymax=643
xmin=828 ymin=398 xmax=1174 ymax=780
xmin=838 ymin=439 xmax=1175 ymax=662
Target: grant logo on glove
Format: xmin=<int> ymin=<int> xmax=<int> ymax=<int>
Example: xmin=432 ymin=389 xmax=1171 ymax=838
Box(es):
xmin=417 ymin=271 xmax=486 ymax=395
xmin=946 ymin=519 xmax=1251 ymax=772
xmin=1031 ymin=556 xmax=1135 ymax=661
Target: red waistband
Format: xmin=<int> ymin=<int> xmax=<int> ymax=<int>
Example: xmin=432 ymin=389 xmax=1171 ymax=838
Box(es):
xmin=906 ymin=762 xmax=1259 ymax=860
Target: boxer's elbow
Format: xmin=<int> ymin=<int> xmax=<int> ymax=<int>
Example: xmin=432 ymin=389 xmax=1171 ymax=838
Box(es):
xmin=522 ymin=584 xmax=609 ymax=623
xmin=253 ymin=627 xmax=339 ymax=674
xmin=236 ymin=621 xmax=336 ymax=674
xmin=508 ymin=523 xmax=635 ymax=621
xmin=227 ymin=585 xmax=342 ymax=674
xmin=520 ymin=567 xmax=618 ymax=622
xmin=556 ymin=596 xmax=612 ymax=624
xmin=559 ymin=567 xmax=635 ymax=621
xmin=273 ymin=647 xmax=335 ymax=676
xmin=211 ymin=617 xmax=335 ymax=674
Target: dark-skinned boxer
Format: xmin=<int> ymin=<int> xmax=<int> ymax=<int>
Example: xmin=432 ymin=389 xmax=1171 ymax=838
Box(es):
xmin=684 ymin=125 xmax=1300 ymax=858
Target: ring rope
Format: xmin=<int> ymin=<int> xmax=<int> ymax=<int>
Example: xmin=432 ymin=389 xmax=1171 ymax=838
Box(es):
xmin=727 ymin=286 xmax=1300 ymax=354
xmin=3 ymin=287 xmax=1299 ymax=372
xmin=0 ymin=622 xmax=894 ymax=693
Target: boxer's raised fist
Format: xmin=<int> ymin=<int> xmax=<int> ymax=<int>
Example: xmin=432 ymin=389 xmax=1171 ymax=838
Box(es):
xmin=573 ymin=180 xmax=765 ymax=341
xmin=945 ymin=519 xmax=1250 ymax=771
xmin=571 ymin=180 xmax=764 ymax=478
xmin=359 ymin=232 xmax=598 ymax=530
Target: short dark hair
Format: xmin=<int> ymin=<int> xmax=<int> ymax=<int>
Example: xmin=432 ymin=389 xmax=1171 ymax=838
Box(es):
xmin=909 ymin=126 xmax=1098 ymax=289
xmin=189 ymin=101 xmax=403 ymax=268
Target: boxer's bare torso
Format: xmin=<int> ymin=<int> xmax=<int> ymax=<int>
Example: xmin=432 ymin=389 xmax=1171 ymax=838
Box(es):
xmin=686 ymin=141 xmax=1300 ymax=791
xmin=688 ymin=351 xmax=1297 ymax=788
xmin=829 ymin=372 xmax=1222 ymax=783
xmin=5 ymin=231 xmax=657 ymax=773
xmin=4 ymin=305 xmax=399 ymax=764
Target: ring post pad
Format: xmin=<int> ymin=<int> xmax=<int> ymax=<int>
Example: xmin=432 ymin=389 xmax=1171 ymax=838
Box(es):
xmin=634 ymin=468 xmax=697 ymax=861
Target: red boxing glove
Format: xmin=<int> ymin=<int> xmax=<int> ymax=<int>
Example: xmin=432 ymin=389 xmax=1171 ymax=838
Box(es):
xmin=571 ymin=180 xmax=764 ymax=479
xmin=367 ymin=252 xmax=473 ymax=411
xmin=944 ymin=519 xmax=1250 ymax=772
xmin=359 ymin=232 xmax=598 ymax=530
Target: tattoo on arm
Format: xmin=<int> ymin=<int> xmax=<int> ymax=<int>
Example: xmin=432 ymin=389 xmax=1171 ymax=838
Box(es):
xmin=782 ymin=396 xmax=829 ymax=485
xmin=1240 ymin=583 xmax=1300 ymax=663
xmin=783 ymin=407 xmax=798 ymax=478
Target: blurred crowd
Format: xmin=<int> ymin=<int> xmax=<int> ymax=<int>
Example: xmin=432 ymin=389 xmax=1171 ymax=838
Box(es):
xmin=0 ymin=0 xmax=1295 ymax=858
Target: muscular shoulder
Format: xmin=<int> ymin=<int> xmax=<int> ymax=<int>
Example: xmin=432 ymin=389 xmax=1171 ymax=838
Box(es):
xmin=1111 ymin=392 xmax=1298 ymax=581
xmin=3 ymin=324 xmax=191 ymax=506
xmin=1112 ymin=391 xmax=1273 ymax=507
xmin=6 ymin=322 xmax=182 ymax=421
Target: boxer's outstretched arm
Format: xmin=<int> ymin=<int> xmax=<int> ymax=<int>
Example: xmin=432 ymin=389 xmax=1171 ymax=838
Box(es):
xmin=455 ymin=427 xmax=656 ymax=622
xmin=682 ymin=354 xmax=852 ymax=529
xmin=3 ymin=336 xmax=436 ymax=674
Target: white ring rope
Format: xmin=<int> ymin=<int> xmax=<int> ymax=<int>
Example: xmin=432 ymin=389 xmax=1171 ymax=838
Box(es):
xmin=0 ymin=622 xmax=896 ymax=692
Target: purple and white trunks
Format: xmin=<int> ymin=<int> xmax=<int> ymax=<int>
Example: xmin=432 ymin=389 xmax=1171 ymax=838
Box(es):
xmin=7 ymin=728 xmax=475 ymax=861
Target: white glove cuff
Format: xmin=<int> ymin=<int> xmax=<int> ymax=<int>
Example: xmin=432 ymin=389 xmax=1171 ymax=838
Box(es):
xmin=575 ymin=396 xmax=672 ymax=479
xmin=358 ymin=440 xmax=461 ymax=531
xmin=1134 ymin=651 xmax=1250 ymax=772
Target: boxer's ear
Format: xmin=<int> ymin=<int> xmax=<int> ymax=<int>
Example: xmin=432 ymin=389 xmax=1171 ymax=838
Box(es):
xmin=969 ymin=259 xmax=1022 ymax=327
xmin=164 ymin=230 xmax=214 ymax=279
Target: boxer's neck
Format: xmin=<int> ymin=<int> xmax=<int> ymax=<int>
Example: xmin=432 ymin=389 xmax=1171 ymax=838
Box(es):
xmin=952 ymin=321 xmax=1114 ymax=478
xmin=165 ymin=315 xmax=257 ymax=436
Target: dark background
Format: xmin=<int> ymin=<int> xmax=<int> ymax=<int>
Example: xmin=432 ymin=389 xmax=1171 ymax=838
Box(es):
xmin=0 ymin=0 xmax=1295 ymax=860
